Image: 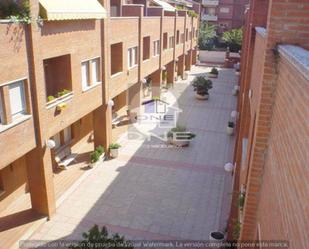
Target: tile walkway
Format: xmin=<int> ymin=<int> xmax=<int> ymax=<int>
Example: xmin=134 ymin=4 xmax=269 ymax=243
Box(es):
xmin=26 ymin=65 xmax=238 ymax=247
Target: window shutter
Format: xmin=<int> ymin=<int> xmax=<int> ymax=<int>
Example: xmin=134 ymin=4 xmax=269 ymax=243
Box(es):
xmin=0 ymin=94 xmax=3 ymax=124
xmin=9 ymin=81 xmax=26 ymax=118
xmin=128 ymin=49 xmax=131 ymax=68
xmin=63 ymin=126 xmax=72 ymax=144
xmin=53 ymin=133 xmax=61 ymax=149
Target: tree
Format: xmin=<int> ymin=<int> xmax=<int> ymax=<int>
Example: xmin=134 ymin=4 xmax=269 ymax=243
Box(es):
xmin=198 ymin=22 xmax=217 ymax=50
xmin=69 ymin=225 xmax=134 ymax=249
xmin=222 ymin=28 xmax=243 ymax=52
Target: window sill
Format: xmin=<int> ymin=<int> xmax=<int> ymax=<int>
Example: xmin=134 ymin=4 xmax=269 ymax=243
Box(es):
xmin=111 ymin=72 xmax=123 ymax=78
xmin=82 ymin=82 xmax=102 ymax=93
xmin=143 ymin=58 xmax=150 ymax=62
xmin=153 ymin=55 xmax=160 ymax=58
xmin=0 ymin=114 xmax=32 ymax=134
xmin=46 ymin=92 xmax=73 ymax=110
xmin=128 ymin=65 xmax=138 ymax=70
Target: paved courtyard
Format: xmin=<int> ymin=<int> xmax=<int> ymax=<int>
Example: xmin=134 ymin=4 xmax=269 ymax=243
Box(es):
xmin=28 ymin=66 xmax=237 ymax=246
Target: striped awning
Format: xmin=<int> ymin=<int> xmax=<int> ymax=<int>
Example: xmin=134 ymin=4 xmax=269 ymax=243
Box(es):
xmin=151 ymin=0 xmax=176 ymax=12
xmin=39 ymin=0 xmax=107 ymax=21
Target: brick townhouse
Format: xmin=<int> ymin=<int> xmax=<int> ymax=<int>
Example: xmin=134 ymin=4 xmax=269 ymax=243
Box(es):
xmin=228 ymin=0 xmax=309 ymax=248
xmin=200 ymin=0 xmax=249 ymax=33
xmin=0 ymin=0 xmax=199 ymax=244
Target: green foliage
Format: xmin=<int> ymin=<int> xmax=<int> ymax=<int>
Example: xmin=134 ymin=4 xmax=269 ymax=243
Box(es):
xmin=47 ymin=96 xmax=55 ymax=102
xmin=198 ymin=22 xmax=217 ymax=50
xmin=232 ymin=221 xmax=241 ymax=240
xmin=187 ymin=10 xmax=198 ymax=18
xmin=69 ymin=225 xmax=133 ymax=249
xmin=57 ymin=89 xmax=71 ymax=97
xmin=90 ymin=145 xmax=104 ymax=163
xmin=238 ymin=192 xmax=245 ymax=210
xmin=109 ymin=143 xmax=121 ymax=150
xmin=192 ymin=76 xmax=213 ymax=95
xmin=167 ymin=125 xmax=196 ymax=140
xmin=0 ymin=0 xmax=31 ymax=23
xmin=162 ymin=71 xmax=167 ymax=81
xmin=210 ymin=67 xmax=218 ymax=75
xmin=176 ymin=5 xmax=184 ymax=11
xmin=222 ymin=28 xmax=243 ymax=52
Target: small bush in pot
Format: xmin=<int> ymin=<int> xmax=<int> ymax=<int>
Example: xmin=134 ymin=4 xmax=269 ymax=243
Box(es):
xmin=208 ymin=67 xmax=219 ymax=78
xmin=192 ymin=76 xmax=213 ymax=100
xmin=167 ymin=125 xmax=196 ymax=147
xmin=109 ymin=143 xmax=121 ymax=158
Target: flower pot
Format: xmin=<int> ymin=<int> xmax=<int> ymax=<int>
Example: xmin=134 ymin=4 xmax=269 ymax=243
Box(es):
xmin=209 ymin=231 xmax=225 ymax=249
xmin=226 ymin=126 xmax=234 ymax=135
xmin=196 ymin=93 xmax=209 ymax=100
xmin=208 ymin=73 xmax=218 ymax=78
xmin=232 ymin=89 xmax=238 ymax=96
xmin=110 ymin=148 xmax=119 ymax=158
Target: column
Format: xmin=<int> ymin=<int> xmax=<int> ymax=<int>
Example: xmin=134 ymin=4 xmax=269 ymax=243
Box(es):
xmin=93 ymin=104 xmax=112 ymax=149
xmin=151 ymin=68 xmax=162 ymax=98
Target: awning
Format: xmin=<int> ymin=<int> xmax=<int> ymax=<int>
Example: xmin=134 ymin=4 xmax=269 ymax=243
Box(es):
xmin=39 ymin=0 xmax=107 ymax=21
xmin=151 ymin=0 xmax=176 ymax=12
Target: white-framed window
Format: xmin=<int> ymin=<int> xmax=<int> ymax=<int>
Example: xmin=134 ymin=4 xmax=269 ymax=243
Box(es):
xmin=169 ymin=36 xmax=174 ymax=49
xmin=81 ymin=57 xmax=101 ymax=91
xmin=153 ymin=40 xmax=160 ymax=56
xmin=220 ymin=7 xmax=230 ymax=13
xmin=127 ymin=47 xmax=138 ymax=69
xmin=9 ymin=81 xmax=26 ymax=119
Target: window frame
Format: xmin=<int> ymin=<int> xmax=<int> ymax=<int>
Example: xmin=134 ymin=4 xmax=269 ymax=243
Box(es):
xmin=8 ymin=80 xmax=27 ymax=120
xmin=81 ymin=57 xmax=101 ymax=92
xmin=127 ymin=46 xmax=138 ymax=69
xmin=169 ymin=36 xmax=175 ymax=49
xmin=153 ymin=40 xmax=160 ymax=57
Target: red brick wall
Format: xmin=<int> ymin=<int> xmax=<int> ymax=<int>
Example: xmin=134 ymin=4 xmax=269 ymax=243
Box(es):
xmin=256 ymin=51 xmax=309 ymax=249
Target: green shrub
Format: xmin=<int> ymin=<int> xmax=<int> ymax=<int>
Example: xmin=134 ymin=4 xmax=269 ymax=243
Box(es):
xmin=192 ymin=76 xmax=213 ymax=95
xmin=222 ymin=28 xmax=243 ymax=52
xmin=198 ymin=22 xmax=217 ymax=51
xmin=47 ymin=95 xmax=55 ymax=102
xmin=210 ymin=67 xmax=218 ymax=75
xmin=109 ymin=143 xmax=121 ymax=150
xmin=96 ymin=145 xmax=104 ymax=155
xmin=57 ymin=89 xmax=71 ymax=97
xmin=167 ymin=125 xmax=196 ymax=140
xmin=90 ymin=150 xmax=100 ymax=163
xmin=69 ymin=225 xmax=133 ymax=249
xmin=188 ymin=10 xmax=198 ymax=18
xmin=0 ymin=0 xmax=31 ymax=23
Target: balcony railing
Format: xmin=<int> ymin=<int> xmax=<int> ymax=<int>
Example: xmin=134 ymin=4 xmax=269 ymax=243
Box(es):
xmin=202 ymin=0 xmax=219 ymax=6
xmin=201 ymin=14 xmax=218 ymax=21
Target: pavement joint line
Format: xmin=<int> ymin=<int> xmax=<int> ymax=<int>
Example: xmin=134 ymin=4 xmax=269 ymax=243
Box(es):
xmin=116 ymin=154 xmax=226 ymax=176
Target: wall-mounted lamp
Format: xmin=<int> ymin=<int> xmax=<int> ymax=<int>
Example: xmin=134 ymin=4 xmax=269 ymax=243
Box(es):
xmin=107 ymin=99 xmax=114 ymax=108
xmin=230 ymin=110 xmax=238 ymax=119
xmin=224 ymin=162 xmax=234 ymax=172
xmin=46 ymin=139 xmax=56 ymax=149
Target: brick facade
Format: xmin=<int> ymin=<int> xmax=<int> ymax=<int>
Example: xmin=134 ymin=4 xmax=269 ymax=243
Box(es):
xmin=229 ymin=0 xmax=309 ymax=247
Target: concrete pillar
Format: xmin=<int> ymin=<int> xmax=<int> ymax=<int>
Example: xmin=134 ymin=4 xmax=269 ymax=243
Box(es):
xmin=93 ymin=105 xmax=112 ymax=150
xmin=26 ymin=147 xmax=56 ymax=218
xmin=177 ymin=55 xmax=185 ymax=79
xmin=166 ymin=61 xmax=176 ymax=85
xmin=192 ymin=48 xmax=197 ymax=65
xmin=151 ymin=69 xmax=162 ymax=98
xmin=185 ymin=50 xmax=192 ymax=71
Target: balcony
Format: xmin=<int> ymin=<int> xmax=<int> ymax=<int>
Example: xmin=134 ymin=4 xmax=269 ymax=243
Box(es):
xmin=201 ymin=14 xmax=218 ymax=21
xmin=202 ymin=0 xmax=219 ymax=6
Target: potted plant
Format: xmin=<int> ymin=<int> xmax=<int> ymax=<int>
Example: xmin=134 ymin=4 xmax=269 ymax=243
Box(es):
xmin=167 ymin=125 xmax=196 ymax=147
xmin=227 ymin=121 xmax=234 ymax=135
xmin=89 ymin=145 xmax=105 ymax=168
xmin=109 ymin=143 xmax=121 ymax=158
xmin=192 ymin=76 xmax=213 ymax=100
xmin=208 ymin=67 xmax=219 ymax=78
xmin=232 ymin=85 xmax=239 ymax=96
xmin=162 ymin=71 xmax=167 ymax=84
xmin=209 ymin=231 xmax=225 ymax=247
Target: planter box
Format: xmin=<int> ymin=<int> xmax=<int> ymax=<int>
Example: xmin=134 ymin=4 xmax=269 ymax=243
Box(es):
xmin=226 ymin=126 xmax=234 ymax=135
xmin=168 ymin=138 xmax=190 ymax=147
xmin=110 ymin=149 xmax=119 ymax=158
